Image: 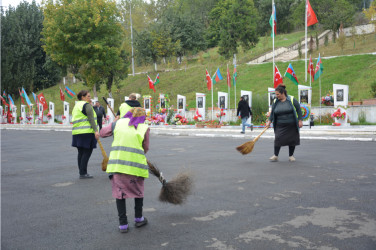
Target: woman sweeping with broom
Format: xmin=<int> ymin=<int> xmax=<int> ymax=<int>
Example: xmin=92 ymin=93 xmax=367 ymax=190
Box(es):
xmin=266 ymin=84 xmax=303 ymax=162
xmin=100 ymin=107 xmax=150 ymax=233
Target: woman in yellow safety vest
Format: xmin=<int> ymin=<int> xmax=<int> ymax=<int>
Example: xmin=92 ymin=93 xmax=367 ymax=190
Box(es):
xmin=71 ymin=90 xmax=99 ymax=179
xmin=100 ymin=107 xmax=150 ymax=233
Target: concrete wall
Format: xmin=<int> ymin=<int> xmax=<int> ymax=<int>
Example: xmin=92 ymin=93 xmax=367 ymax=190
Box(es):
xmin=184 ymin=105 xmax=376 ymax=123
xmin=343 ymin=24 xmax=375 ymax=37
xmin=311 ymin=105 xmax=376 ymax=123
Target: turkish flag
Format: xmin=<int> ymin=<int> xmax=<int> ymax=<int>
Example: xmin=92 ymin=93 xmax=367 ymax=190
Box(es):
xmin=307 ymin=0 xmax=318 ymax=27
xmin=308 ymin=55 xmax=315 ymax=81
xmin=37 ymin=93 xmax=48 ymax=111
xmin=59 ymin=87 xmax=65 ymax=101
xmin=147 ymin=75 xmax=156 ymax=93
xmin=205 ymin=69 xmax=212 ymax=90
xmin=274 ymin=66 xmax=283 ymax=88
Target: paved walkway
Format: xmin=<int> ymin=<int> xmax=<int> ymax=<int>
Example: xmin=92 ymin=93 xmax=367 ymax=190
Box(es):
xmin=1 ymin=124 xmax=376 ymax=141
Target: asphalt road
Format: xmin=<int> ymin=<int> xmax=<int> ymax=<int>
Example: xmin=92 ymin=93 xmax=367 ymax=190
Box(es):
xmin=1 ymin=130 xmax=376 ymax=250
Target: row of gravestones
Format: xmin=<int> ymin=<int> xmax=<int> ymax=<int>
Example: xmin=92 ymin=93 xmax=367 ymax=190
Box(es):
xmin=0 ymin=84 xmax=349 ymax=125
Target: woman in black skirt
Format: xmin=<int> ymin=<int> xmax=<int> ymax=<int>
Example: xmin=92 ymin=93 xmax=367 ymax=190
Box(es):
xmin=266 ymin=84 xmax=303 ymax=162
xmin=71 ymin=90 xmax=100 ymax=178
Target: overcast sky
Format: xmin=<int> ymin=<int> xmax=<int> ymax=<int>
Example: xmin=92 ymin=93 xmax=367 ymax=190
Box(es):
xmin=1 ymin=0 xmax=42 ymax=9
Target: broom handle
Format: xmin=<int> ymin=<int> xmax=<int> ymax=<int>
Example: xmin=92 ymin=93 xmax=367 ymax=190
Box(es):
xmin=102 ymin=97 xmax=117 ymax=118
xmin=253 ymin=127 xmax=269 ymax=142
xmin=97 ymin=138 xmax=107 ymax=158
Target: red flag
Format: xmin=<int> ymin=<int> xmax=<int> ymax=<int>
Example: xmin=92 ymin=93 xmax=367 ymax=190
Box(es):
xmin=59 ymin=87 xmax=65 ymax=101
xmin=37 ymin=93 xmax=48 ymax=111
xmin=307 ymin=0 xmax=318 ymax=27
xmin=147 ymin=75 xmax=156 ymax=93
xmin=19 ymin=88 xmax=25 ymax=105
xmin=308 ymin=55 xmax=315 ymax=81
xmin=227 ymin=66 xmax=231 ymax=88
xmin=274 ymin=66 xmax=283 ymax=88
xmin=205 ymin=69 xmax=212 ymax=90
xmin=1 ymin=96 xmax=8 ymax=106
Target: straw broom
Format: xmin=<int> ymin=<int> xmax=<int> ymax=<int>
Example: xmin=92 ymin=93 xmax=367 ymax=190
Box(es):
xmin=102 ymin=97 xmax=193 ymax=205
xmin=236 ymin=127 xmax=269 ymax=155
xmin=97 ymin=139 xmax=109 ymax=171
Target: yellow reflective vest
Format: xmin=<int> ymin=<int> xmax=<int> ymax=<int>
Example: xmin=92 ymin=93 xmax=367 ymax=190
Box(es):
xmin=106 ymin=118 xmax=149 ymax=178
xmin=119 ymin=103 xmax=132 ymax=118
xmin=72 ymin=101 xmax=97 ymax=135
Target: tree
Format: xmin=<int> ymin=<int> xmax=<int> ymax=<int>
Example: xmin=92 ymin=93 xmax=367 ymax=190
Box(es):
xmin=255 ymin=0 xmax=297 ymax=35
xmin=337 ymin=24 xmax=346 ymax=52
xmin=209 ymin=0 xmax=259 ymax=59
xmin=1 ymin=1 xmax=62 ymax=96
xmin=42 ymin=0 xmax=128 ymax=90
xmin=291 ymin=0 xmax=355 ymax=33
xmin=363 ymin=1 xmax=376 ymax=25
xmin=134 ymin=29 xmax=159 ymax=69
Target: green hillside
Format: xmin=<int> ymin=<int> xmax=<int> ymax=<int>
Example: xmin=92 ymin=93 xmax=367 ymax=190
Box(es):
xmin=12 ymin=31 xmax=376 ymax=116
xmin=28 ymin=53 xmax=375 ymax=117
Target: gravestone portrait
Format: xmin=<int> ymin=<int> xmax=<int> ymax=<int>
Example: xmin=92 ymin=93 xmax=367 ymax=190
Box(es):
xmin=145 ymin=99 xmax=150 ymax=109
xmin=197 ymin=97 xmax=203 ymax=108
xmin=219 ymin=96 xmax=225 ymax=109
xmin=300 ymin=90 xmax=308 ymax=103
xmin=269 ymin=92 xmax=276 ymax=104
xmin=160 ymin=98 xmax=165 ymax=109
xmin=336 ymin=89 xmax=344 ymax=102
xmin=178 ymin=98 xmax=183 ymax=109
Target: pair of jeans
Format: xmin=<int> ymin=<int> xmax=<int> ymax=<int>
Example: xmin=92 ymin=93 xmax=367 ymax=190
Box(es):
xmin=116 ymin=198 xmax=143 ymax=225
xmin=77 ymin=147 xmax=93 ymax=175
xmin=241 ymin=116 xmax=252 ymax=132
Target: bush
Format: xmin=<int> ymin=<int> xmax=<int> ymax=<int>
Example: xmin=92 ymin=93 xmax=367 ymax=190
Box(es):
xmin=314 ymin=113 xmax=333 ymax=125
xmin=252 ymin=94 xmax=269 ymax=124
xmin=371 ymin=80 xmax=376 ymax=98
xmin=324 ymin=34 xmax=329 ymax=47
xmin=358 ymin=111 xmax=366 ymax=124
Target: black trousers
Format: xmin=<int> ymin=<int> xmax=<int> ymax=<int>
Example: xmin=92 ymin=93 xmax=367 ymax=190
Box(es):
xmin=274 ymin=146 xmax=295 ymax=157
xmin=77 ymin=147 xmax=93 ymax=175
xmin=116 ymin=198 xmax=143 ymax=225
xmin=97 ymin=119 xmax=103 ymax=130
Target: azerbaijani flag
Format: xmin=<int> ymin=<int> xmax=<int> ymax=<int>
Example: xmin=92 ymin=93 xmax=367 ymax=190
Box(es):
xmin=2 ymin=91 xmax=8 ymax=105
xmin=154 ymin=74 xmax=160 ymax=85
xmin=8 ymin=94 xmax=15 ymax=110
xmin=314 ymin=55 xmax=324 ymax=81
xmin=64 ymin=86 xmax=76 ymax=98
xmin=21 ymin=87 xmax=32 ymax=106
xmin=212 ymin=68 xmax=223 ymax=84
xmin=233 ymin=64 xmax=237 ymax=86
xmin=284 ymin=64 xmax=299 ymax=86
xmin=269 ymin=4 xmax=276 ymax=37
xmin=32 ymin=92 xmax=37 ymax=103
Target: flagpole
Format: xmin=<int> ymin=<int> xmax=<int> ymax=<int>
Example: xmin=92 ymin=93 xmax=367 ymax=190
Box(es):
xmin=211 ymin=71 xmax=214 ymax=121
xmin=272 ymin=0 xmax=275 ymax=82
xmin=309 ymin=56 xmax=312 ymax=87
xmin=319 ymin=73 xmax=321 ymax=123
xmin=305 ymin=0 xmax=308 ymax=82
xmin=227 ymin=64 xmax=230 ymax=114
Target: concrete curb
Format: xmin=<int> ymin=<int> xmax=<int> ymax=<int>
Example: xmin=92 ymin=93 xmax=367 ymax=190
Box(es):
xmin=2 ymin=124 xmax=375 ymax=142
